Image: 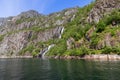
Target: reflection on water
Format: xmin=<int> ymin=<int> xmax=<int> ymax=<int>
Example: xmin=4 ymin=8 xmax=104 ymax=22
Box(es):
xmin=0 ymin=58 xmax=120 ymax=80
xmin=0 ymin=59 xmax=23 ymax=80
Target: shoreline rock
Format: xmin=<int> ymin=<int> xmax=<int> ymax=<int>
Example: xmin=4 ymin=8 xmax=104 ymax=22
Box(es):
xmin=48 ymin=54 xmax=120 ymax=60
xmin=0 ymin=54 xmax=120 ymax=61
xmin=0 ymin=56 xmax=33 ymax=58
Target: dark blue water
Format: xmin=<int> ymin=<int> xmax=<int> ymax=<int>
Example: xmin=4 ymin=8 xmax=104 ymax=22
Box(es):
xmin=0 ymin=59 xmax=120 ymax=80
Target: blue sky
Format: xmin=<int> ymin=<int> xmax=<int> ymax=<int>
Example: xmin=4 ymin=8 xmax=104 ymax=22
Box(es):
xmin=0 ymin=0 xmax=93 ymax=17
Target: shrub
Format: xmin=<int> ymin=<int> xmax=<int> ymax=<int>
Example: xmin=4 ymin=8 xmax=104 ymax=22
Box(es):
xmin=79 ymin=47 xmax=89 ymax=55
xmin=90 ymin=33 xmax=100 ymax=49
xmin=19 ymin=44 xmax=35 ymax=55
xmin=64 ymin=47 xmax=89 ymax=56
xmin=48 ymin=39 xmax=67 ymax=56
xmin=105 ymin=10 xmax=120 ymax=26
xmin=96 ymin=9 xmax=120 ymax=33
xmin=102 ymin=47 xmax=120 ymax=54
xmin=32 ymin=48 xmax=40 ymax=56
xmin=102 ymin=47 xmax=112 ymax=54
xmin=96 ymin=21 xmax=106 ymax=33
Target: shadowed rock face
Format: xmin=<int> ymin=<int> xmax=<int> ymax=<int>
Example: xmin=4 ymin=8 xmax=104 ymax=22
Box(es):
xmin=87 ymin=0 xmax=120 ymax=23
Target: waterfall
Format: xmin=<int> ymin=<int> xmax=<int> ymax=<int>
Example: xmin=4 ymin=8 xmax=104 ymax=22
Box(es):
xmin=39 ymin=27 xmax=64 ymax=59
xmin=59 ymin=27 xmax=64 ymax=39
xmin=39 ymin=44 xmax=54 ymax=59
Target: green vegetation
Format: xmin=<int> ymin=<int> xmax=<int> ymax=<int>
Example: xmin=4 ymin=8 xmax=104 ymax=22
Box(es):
xmin=4 ymin=1 xmax=120 ymax=57
xmin=19 ymin=38 xmax=56 ymax=56
xmin=63 ymin=2 xmax=95 ymax=41
xmin=15 ymin=17 xmax=37 ymax=24
xmin=102 ymin=47 xmax=120 ymax=55
xmin=47 ymin=5 xmax=120 ymax=56
xmin=47 ymin=2 xmax=95 ymax=56
xmin=96 ymin=9 xmax=120 ymax=33
xmin=104 ymin=9 xmax=120 ymax=26
xmin=19 ymin=44 xmax=35 ymax=55
xmin=0 ymin=34 xmax=5 ymax=42
xmin=64 ymin=47 xmax=89 ymax=56
xmin=7 ymin=1 xmax=95 ymax=57
xmin=48 ymin=39 xmax=67 ymax=56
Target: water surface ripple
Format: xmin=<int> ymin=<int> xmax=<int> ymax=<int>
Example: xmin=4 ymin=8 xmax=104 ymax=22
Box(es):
xmin=0 ymin=58 xmax=120 ymax=80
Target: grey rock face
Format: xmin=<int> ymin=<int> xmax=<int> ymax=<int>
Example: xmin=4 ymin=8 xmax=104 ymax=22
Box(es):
xmin=0 ymin=17 xmax=13 ymax=27
xmin=0 ymin=31 xmax=30 ymax=56
xmin=67 ymin=37 xmax=75 ymax=49
xmin=0 ymin=26 xmax=64 ymax=56
xmin=87 ymin=0 xmax=120 ymax=23
xmin=0 ymin=18 xmax=6 ymax=26
xmin=36 ymin=27 xmax=64 ymax=42
xmin=0 ymin=7 xmax=78 ymax=56
xmin=13 ymin=10 xmax=41 ymax=20
xmin=0 ymin=8 xmax=78 ymax=35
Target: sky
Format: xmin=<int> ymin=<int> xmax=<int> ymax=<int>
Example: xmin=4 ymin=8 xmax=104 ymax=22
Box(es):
xmin=0 ymin=0 xmax=93 ymax=17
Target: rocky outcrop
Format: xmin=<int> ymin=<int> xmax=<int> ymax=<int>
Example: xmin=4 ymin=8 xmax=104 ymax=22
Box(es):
xmin=0 ymin=7 xmax=78 ymax=35
xmin=0 ymin=18 xmax=8 ymax=26
xmin=12 ymin=10 xmax=41 ymax=21
xmin=87 ymin=0 xmax=120 ymax=23
xmin=0 ymin=26 xmax=65 ymax=56
xmin=0 ymin=31 xmax=30 ymax=56
xmin=85 ymin=27 xmax=95 ymax=41
xmin=66 ymin=37 xmax=75 ymax=49
xmin=1 ymin=0 xmax=120 ymax=57
xmin=91 ymin=30 xmax=120 ymax=50
xmin=0 ymin=7 xmax=78 ymax=56
xmin=49 ymin=54 xmax=120 ymax=60
xmin=35 ymin=27 xmax=64 ymax=42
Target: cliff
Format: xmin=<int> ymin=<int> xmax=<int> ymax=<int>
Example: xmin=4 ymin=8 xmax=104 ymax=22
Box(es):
xmin=48 ymin=0 xmax=120 ymax=57
xmin=0 ymin=8 xmax=78 ymax=56
xmin=87 ymin=0 xmax=120 ymax=23
xmin=0 ymin=0 xmax=120 ymax=57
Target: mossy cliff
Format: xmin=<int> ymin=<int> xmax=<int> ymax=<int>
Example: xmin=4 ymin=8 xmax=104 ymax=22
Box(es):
xmin=0 ymin=0 xmax=120 ymax=57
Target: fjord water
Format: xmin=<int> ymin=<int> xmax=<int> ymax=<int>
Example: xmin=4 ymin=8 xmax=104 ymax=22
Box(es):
xmin=0 ymin=59 xmax=120 ymax=80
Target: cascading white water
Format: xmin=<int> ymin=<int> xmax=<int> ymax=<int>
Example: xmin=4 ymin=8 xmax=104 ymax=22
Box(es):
xmin=41 ymin=44 xmax=54 ymax=59
xmin=59 ymin=27 xmax=64 ymax=39
xmin=40 ymin=27 xmax=64 ymax=59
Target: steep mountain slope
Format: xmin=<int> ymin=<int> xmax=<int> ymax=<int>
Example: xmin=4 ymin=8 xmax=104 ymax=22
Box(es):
xmin=48 ymin=0 xmax=120 ymax=57
xmin=0 ymin=7 xmax=78 ymax=56
xmin=87 ymin=0 xmax=120 ymax=23
xmin=0 ymin=0 xmax=120 ymax=58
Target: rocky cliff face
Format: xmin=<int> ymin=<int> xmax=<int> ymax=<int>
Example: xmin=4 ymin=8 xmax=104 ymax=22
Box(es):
xmin=0 ymin=8 xmax=78 ymax=56
xmin=87 ymin=0 xmax=120 ymax=23
xmin=0 ymin=0 xmax=120 ymax=57
xmin=0 ymin=31 xmax=30 ymax=56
